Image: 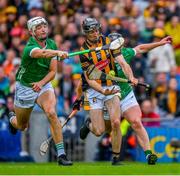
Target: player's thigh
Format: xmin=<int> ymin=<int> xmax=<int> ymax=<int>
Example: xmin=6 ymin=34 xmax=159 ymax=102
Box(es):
xmin=123 ymin=105 xmax=142 ymax=123
xmin=36 ymin=90 xmax=56 ymax=111
xmin=105 ymin=95 xmax=121 ymax=121
xmin=89 ymin=109 xmax=105 ymax=130
xmin=14 ymin=105 xmax=33 ymax=126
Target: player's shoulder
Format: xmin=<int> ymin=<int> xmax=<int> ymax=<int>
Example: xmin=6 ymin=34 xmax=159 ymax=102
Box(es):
xmin=99 ymin=35 xmax=110 ymax=45
xmin=80 ymin=40 xmax=91 ymax=54
xmin=25 ymin=37 xmax=38 ymax=47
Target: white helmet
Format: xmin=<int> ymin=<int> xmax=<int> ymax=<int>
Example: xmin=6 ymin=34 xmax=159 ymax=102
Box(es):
xmin=27 ymin=16 xmax=48 ymax=34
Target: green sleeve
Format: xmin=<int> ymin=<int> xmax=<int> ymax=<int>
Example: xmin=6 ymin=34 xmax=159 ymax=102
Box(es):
xmin=22 ymin=45 xmax=40 ymax=59
xmin=121 ymin=47 xmax=136 ymax=64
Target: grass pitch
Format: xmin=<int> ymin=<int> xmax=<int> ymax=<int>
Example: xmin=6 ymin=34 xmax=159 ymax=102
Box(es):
xmin=0 ymin=162 xmax=179 ymax=175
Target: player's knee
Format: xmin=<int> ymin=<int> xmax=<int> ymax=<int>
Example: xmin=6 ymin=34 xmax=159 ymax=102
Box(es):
xmin=131 ymin=118 xmax=142 ymax=130
xmin=95 ymin=130 xmax=104 ymax=137
xmin=111 ymin=119 xmax=120 ymax=129
xmin=44 ymin=108 xmax=57 ymax=120
xmin=93 ymin=127 xmax=105 ymax=137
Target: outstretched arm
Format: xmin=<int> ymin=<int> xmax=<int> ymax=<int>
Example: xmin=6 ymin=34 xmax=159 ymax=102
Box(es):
xmin=134 ymin=36 xmax=172 ymax=54
xmin=31 ymin=48 xmax=68 ymax=59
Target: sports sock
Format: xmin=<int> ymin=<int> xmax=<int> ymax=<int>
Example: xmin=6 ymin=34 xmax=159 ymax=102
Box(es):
xmin=145 ymin=150 xmax=152 ymax=159
xmin=112 ymin=151 xmax=120 ymax=158
xmin=55 ymin=142 xmax=65 ymax=157
xmin=9 ymin=116 xmax=15 ymax=124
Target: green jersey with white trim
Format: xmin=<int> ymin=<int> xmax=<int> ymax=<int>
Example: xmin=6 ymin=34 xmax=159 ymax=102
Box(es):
xmin=16 ymin=37 xmax=57 ymax=87
xmin=114 ymin=47 xmax=136 ymax=100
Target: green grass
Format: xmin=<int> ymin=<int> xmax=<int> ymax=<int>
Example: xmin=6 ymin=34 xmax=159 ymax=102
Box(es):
xmin=0 ymin=162 xmax=179 ymax=175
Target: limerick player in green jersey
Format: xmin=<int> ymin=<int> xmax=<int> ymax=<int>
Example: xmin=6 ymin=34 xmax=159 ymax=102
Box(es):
xmin=77 ymin=33 xmax=172 ymax=165
xmin=8 ymin=17 xmax=72 ymax=166
xmin=105 ymin=33 xmax=172 ymax=164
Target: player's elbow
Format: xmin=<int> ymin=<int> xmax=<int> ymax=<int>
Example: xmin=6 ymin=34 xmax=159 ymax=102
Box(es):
xmin=135 ymin=46 xmax=146 ymax=54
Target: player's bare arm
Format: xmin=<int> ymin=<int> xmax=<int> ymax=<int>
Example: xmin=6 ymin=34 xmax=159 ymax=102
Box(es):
xmin=31 ymin=59 xmax=57 ymax=92
xmin=31 ymin=49 xmax=68 ymax=59
xmin=134 ymin=36 xmax=172 ymax=54
xmin=115 ymin=55 xmax=138 ymax=85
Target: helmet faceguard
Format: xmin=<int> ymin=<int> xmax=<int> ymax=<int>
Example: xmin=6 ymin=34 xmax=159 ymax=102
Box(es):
xmin=27 ymin=17 xmax=48 ymax=36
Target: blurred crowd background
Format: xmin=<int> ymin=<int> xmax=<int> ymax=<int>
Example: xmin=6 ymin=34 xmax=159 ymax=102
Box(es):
xmin=0 ymin=0 xmax=180 ymax=162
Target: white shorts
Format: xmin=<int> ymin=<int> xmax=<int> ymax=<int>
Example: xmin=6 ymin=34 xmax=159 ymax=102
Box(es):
xmin=86 ymin=85 xmax=120 ymax=110
xmin=104 ymin=90 xmax=138 ymax=120
xmin=14 ymin=82 xmax=54 ymax=108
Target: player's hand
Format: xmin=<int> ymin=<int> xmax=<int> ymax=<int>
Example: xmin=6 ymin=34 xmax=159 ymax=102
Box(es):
xmin=159 ymin=36 xmax=172 ymax=45
xmin=31 ymin=81 xmax=43 ymax=92
xmin=130 ymin=77 xmax=138 ymax=86
xmin=57 ymin=51 xmax=68 ymax=59
xmin=102 ymin=86 xmax=119 ymax=95
xmin=72 ymin=99 xmax=82 ymax=110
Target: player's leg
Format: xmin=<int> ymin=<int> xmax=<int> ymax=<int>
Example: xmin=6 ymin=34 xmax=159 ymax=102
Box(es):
xmin=80 ymin=90 xmax=105 ymax=139
xmin=123 ymin=106 xmax=157 ymax=164
xmin=37 ymin=89 xmax=72 ymax=166
xmin=9 ymin=82 xmax=35 ymax=134
xmin=124 ymin=106 xmax=149 ymax=149
xmin=80 ymin=110 xmax=105 ymax=138
xmin=105 ymin=95 xmax=122 ymax=165
xmin=9 ymin=106 xmax=33 ymax=134
xmin=89 ymin=109 xmax=105 ymax=136
xmin=121 ymin=91 xmax=157 ymax=164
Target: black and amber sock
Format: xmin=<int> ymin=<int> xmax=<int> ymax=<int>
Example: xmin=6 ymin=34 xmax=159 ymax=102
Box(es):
xmin=112 ymin=151 xmax=120 ymax=158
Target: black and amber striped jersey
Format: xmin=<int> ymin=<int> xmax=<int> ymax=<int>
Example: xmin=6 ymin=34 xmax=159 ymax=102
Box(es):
xmin=79 ymin=35 xmax=115 ymax=87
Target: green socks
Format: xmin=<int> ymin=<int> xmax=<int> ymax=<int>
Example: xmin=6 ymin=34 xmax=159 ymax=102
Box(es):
xmin=145 ymin=150 xmax=152 ymax=159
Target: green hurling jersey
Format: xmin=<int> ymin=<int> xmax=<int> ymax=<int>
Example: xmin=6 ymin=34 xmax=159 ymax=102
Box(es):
xmin=16 ymin=37 xmax=57 ymax=87
xmin=114 ymin=47 xmax=136 ymax=100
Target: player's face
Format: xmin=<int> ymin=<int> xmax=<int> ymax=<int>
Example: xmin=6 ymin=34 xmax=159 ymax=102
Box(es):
xmin=34 ymin=23 xmax=48 ymax=41
xmin=86 ymin=28 xmax=100 ymax=43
